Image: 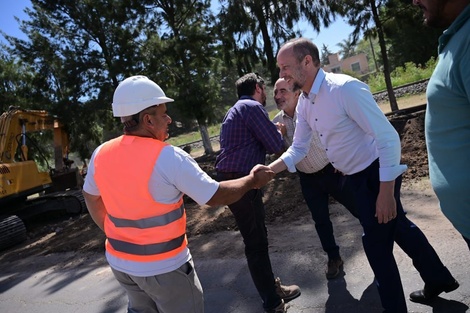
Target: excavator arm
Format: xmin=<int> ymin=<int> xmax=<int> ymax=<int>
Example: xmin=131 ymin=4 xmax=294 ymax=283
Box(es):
xmin=0 ymin=107 xmax=69 ymax=169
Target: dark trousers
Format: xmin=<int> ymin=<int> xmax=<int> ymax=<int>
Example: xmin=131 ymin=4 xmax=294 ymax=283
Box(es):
xmin=216 ymin=172 xmax=280 ymax=310
xmin=299 ymin=161 xmax=453 ymax=312
xmin=298 ymin=164 xmax=359 ymax=260
xmin=339 ymin=160 xmax=453 ymax=313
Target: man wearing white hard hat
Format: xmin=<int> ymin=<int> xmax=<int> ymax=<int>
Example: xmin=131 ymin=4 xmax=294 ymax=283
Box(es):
xmin=82 ymin=75 xmax=275 ymax=313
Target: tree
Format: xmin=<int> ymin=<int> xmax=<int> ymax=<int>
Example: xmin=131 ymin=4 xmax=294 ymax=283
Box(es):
xmin=380 ymin=0 xmax=441 ymax=69
xmin=356 ymin=30 xmax=380 ymax=73
xmin=4 ymin=0 xmax=229 ymax=157
xmin=142 ymin=0 xmax=225 ymax=154
xmin=337 ymin=37 xmax=356 ymax=59
xmin=216 ymin=0 xmax=336 ymax=84
xmin=4 ymin=0 xmax=154 ymax=160
xmin=0 ymin=46 xmax=50 ymax=113
xmin=320 ymin=43 xmax=333 ymax=66
xmin=337 ymin=0 xmax=399 ymax=112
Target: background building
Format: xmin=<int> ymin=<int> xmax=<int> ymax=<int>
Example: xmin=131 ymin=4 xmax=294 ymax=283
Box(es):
xmin=323 ymin=53 xmax=370 ymax=75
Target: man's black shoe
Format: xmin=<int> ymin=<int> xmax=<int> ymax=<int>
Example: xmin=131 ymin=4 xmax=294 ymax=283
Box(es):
xmin=326 ymin=257 xmax=343 ymax=280
xmin=409 ymin=279 xmax=459 ymax=303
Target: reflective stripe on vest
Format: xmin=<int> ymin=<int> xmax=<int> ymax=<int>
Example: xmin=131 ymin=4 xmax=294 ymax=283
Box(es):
xmin=94 ymin=135 xmax=187 ymax=262
xmin=108 ymin=203 xmax=184 ymax=229
xmin=108 ymin=234 xmax=185 ymax=256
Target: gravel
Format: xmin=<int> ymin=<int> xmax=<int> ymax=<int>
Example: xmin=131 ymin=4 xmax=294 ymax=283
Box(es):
xmin=372 ymin=79 xmax=428 ymax=103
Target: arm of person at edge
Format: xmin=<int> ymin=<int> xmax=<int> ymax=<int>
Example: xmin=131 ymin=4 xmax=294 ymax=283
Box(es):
xmin=342 ymin=81 xmax=405 ymax=224
xmin=83 ymin=164 xmax=275 ymax=232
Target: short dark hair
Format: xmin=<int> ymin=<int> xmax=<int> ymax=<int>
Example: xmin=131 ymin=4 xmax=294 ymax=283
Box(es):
xmin=284 ymin=38 xmax=321 ymax=67
xmin=122 ymin=105 xmax=158 ymax=134
xmin=235 ymin=73 xmax=265 ymax=98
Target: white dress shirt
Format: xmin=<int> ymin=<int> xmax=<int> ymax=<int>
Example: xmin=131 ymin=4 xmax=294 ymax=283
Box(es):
xmin=280 ymin=68 xmax=407 ymax=181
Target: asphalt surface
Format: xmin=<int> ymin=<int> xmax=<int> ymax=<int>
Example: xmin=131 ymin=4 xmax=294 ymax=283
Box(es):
xmin=1 ymin=185 xmax=469 ymax=313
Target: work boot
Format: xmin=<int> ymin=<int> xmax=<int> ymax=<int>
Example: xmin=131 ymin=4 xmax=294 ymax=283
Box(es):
xmin=326 ymin=257 xmax=343 ymax=279
xmin=274 ymin=277 xmax=301 ymax=303
xmin=409 ymin=279 xmax=459 ymax=303
xmin=264 ymin=299 xmax=288 ymax=313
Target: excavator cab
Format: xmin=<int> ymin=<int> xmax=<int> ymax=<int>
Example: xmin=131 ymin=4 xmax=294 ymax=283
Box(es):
xmin=0 ymin=107 xmax=85 ymax=250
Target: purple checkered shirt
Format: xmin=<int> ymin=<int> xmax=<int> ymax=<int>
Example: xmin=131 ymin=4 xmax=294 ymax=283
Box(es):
xmin=215 ymin=97 xmax=284 ymax=174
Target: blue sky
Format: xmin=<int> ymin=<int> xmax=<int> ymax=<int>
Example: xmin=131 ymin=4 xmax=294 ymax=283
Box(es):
xmin=302 ymin=17 xmax=354 ymax=52
xmin=0 ymin=0 xmax=354 ymax=52
xmin=0 ymin=0 xmax=31 ymax=44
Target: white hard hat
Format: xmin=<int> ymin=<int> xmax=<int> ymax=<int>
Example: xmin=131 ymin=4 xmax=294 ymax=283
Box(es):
xmin=112 ymin=75 xmax=174 ymax=117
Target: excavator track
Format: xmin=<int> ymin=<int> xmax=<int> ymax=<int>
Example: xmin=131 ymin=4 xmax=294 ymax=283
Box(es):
xmin=0 ymin=189 xmax=87 ymax=251
xmin=0 ymin=215 xmax=27 ymax=251
xmin=18 ymin=189 xmax=87 ymax=220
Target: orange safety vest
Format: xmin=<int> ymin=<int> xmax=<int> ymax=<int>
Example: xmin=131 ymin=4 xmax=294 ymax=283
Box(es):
xmin=94 ymin=135 xmax=187 ymax=262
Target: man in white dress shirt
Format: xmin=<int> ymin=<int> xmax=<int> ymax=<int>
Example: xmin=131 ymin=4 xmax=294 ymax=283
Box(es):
xmin=268 ymin=38 xmax=458 ymax=313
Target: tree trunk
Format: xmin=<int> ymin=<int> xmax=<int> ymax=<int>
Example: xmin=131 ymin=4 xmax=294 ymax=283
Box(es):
xmin=255 ymin=3 xmax=277 ymax=85
xmin=370 ymin=0 xmax=399 ymax=112
xmin=198 ymin=123 xmax=213 ymax=155
xmin=367 ymin=32 xmax=379 ymax=72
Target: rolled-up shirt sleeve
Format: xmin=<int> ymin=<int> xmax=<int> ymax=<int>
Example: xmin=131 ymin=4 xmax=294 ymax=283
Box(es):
xmin=342 ymin=81 xmax=407 ymax=181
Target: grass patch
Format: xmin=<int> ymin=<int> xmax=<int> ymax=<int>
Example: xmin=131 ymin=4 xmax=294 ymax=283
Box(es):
xmin=367 ymin=58 xmax=436 ymax=92
xmin=166 ymin=125 xmax=221 ymax=147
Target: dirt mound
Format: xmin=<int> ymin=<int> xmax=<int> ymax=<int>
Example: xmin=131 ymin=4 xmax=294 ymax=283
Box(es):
xmin=390 ymin=110 xmax=428 ymax=183
xmin=0 ymin=109 xmax=429 ymax=262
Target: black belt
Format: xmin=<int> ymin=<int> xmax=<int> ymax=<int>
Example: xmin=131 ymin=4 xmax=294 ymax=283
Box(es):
xmin=299 ymin=163 xmax=335 ymax=177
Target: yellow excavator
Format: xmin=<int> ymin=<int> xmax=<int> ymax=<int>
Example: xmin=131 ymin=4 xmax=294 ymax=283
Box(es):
xmin=0 ymin=107 xmax=86 ymax=250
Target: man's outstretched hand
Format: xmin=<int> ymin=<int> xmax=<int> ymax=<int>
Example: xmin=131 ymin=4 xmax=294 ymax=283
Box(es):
xmin=251 ymin=164 xmax=275 ymax=189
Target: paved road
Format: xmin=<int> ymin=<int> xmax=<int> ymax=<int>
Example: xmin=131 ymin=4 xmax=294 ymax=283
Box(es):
xmin=1 ymin=185 xmax=469 ymax=313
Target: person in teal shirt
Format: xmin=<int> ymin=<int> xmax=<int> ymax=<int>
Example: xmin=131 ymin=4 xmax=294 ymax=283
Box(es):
xmin=413 ymin=0 xmax=470 ymax=249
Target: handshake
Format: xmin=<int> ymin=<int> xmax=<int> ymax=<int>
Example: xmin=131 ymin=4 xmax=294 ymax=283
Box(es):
xmin=249 ymin=164 xmax=276 ymax=189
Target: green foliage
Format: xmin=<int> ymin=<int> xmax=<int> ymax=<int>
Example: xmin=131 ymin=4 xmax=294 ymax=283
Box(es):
xmin=166 ymin=123 xmax=221 ymax=147
xmin=356 ymin=34 xmax=381 ymax=72
xmin=216 ymin=0 xmax=337 ymax=84
xmin=342 ymin=69 xmax=363 ymax=80
xmin=337 ymin=37 xmax=356 ymax=59
xmin=366 ymin=57 xmax=437 ymax=92
xmin=381 ymin=0 xmax=442 ymax=69
xmin=0 ymin=48 xmax=51 ymax=112
xmin=136 ymin=56 xmax=435 ymax=148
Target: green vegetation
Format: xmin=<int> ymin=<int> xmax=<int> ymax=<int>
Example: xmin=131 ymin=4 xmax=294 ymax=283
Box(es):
xmin=367 ymin=57 xmax=437 ymax=93
xmin=166 ymin=125 xmax=221 ymax=147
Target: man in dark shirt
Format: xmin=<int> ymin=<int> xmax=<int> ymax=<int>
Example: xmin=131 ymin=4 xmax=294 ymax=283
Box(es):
xmin=215 ymin=73 xmax=300 ymax=313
